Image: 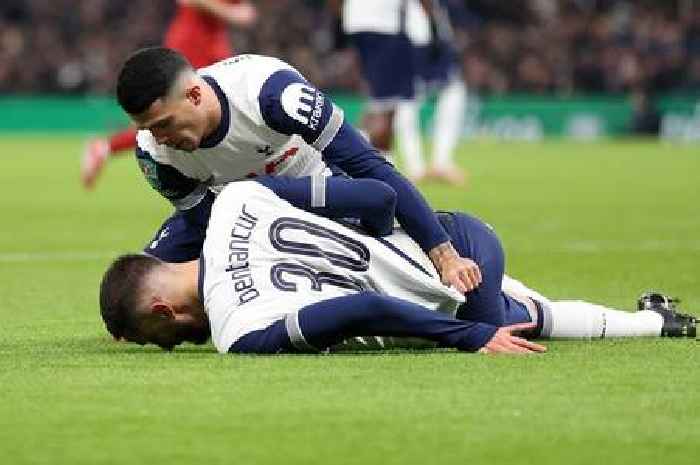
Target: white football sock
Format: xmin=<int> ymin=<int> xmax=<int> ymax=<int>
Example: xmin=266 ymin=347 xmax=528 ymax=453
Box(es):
xmin=394 ymin=99 xmax=425 ymax=178
xmin=542 ymin=300 xmax=663 ymax=338
xmin=502 ymin=275 xmax=664 ymax=338
xmin=432 ymin=78 xmax=466 ymax=169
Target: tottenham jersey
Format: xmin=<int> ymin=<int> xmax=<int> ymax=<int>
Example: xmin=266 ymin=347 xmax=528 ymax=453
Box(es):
xmin=136 ymin=54 xmax=344 ymax=210
xmin=405 ymin=0 xmax=431 ymax=45
xmin=200 ymin=182 xmax=464 ymax=353
xmin=342 ymin=0 xmax=406 ymax=35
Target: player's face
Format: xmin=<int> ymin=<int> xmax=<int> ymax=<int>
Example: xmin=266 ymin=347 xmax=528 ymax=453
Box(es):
xmin=134 ymin=310 xmax=210 ymax=350
xmin=134 ymin=91 xmax=207 ymax=152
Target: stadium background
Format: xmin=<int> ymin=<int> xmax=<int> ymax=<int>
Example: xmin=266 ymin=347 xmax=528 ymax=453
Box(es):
xmin=2 ymin=0 xmax=700 ymax=138
xmin=0 ymin=2 xmax=697 ymax=465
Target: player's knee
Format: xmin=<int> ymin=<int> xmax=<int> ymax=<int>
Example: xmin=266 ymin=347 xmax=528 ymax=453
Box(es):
xmin=456 ymin=213 xmax=505 ymax=268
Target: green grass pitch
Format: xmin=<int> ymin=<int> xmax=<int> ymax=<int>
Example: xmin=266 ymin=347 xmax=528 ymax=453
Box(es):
xmin=0 ymin=135 xmax=697 ymax=465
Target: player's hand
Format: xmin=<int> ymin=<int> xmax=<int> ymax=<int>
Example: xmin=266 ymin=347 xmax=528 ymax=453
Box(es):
xmin=440 ymin=256 xmax=482 ymax=293
xmin=429 ymin=242 xmax=482 ymax=294
xmin=479 ymin=323 xmax=547 ymax=355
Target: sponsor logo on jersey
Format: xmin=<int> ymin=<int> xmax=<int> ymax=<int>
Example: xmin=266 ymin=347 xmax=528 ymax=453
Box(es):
xmin=246 ymin=147 xmax=299 ymax=177
xmin=265 ymin=147 xmax=298 ymax=174
xmin=281 ymin=83 xmax=324 ymax=131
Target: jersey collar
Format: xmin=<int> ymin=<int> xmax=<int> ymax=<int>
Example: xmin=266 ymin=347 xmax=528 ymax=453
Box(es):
xmin=199 ymin=76 xmax=230 ymax=149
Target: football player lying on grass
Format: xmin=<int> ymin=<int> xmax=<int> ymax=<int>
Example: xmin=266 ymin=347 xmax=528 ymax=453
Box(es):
xmin=99 ymin=176 xmax=697 ymax=354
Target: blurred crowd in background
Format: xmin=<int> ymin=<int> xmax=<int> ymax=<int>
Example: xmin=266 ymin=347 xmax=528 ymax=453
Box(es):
xmin=1 ymin=0 xmax=700 ymax=96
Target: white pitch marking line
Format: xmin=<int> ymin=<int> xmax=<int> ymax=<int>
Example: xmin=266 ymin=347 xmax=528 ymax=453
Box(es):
xmin=0 ymin=251 xmax=119 ymax=263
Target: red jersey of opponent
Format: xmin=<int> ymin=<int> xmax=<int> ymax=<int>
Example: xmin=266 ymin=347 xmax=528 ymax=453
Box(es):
xmin=164 ymin=1 xmax=239 ymax=68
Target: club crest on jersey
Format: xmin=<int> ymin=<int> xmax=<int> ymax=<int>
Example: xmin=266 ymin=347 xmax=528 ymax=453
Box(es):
xmin=256 ymin=144 xmax=274 ymax=157
xmin=281 ymin=83 xmax=323 ymax=130
xmin=138 ymin=158 xmax=162 ymax=191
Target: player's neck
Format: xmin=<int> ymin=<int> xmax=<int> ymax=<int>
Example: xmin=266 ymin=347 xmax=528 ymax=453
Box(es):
xmin=172 ymin=260 xmax=201 ymax=305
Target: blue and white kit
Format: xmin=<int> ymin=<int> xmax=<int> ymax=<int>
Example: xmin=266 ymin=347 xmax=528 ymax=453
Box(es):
xmin=136 ymin=54 xmax=450 ymax=262
xmin=194 ymin=177 xmax=543 ymax=354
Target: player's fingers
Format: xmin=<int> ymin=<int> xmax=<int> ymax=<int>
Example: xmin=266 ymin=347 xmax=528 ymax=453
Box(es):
xmin=472 ymin=267 xmax=482 ymax=286
xmin=456 ymin=270 xmax=472 ymax=293
xmin=505 ymin=340 xmax=532 ymax=353
xmin=489 ymin=338 xmax=528 ymax=354
xmin=459 ymin=269 xmax=477 ymax=291
xmin=504 ymin=322 xmax=537 ymax=334
xmin=471 ymin=264 xmax=482 ymax=284
xmin=463 ymin=268 xmax=477 ymax=287
xmin=451 ymin=274 xmax=468 ymax=294
xmin=511 ymin=336 xmax=547 ymax=353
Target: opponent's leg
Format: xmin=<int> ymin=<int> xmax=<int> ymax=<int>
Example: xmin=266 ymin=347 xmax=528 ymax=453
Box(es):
xmin=430 ymin=77 xmax=467 ymax=186
xmin=81 ymin=128 xmax=138 ymax=189
xmin=394 ymin=99 xmax=426 ymax=180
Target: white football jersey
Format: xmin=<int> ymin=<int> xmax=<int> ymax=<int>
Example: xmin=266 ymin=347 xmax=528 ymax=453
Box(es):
xmin=405 ymin=0 xmax=431 ymax=45
xmin=200 ymin=181 xmax=464 ymax=353
xmin=136 ymin=54 xmax=343 ymax=209
xmin=342 ymin=0 xmax=406 ymax=35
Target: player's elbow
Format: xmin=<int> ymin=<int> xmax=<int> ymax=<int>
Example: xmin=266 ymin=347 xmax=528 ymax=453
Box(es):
xmin=364 ymin=179 xmax=397 ymax=215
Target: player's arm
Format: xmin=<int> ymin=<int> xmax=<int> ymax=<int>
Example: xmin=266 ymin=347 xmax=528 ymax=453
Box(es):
xmin=255 ymin=175 xmax=397 ymax=236
xmin=136 ymin=145 xmax=215 ymax=262
xmin=136 ymin=146 xmax=210 ymax=211
xmin=230 ymin=292 xmax=544 ymax=355
xmin=142 ymin=190 xmax=215 ymax=263
xmin=177 ymin=0 xmax=256 ymax=27
xmin=258 ymin=71 xmax=479 ymax=292
xmin=143 ymin=172 xmax=397 ymax=262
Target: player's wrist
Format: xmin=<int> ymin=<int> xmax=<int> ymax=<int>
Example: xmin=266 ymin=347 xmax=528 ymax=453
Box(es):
xmin=428 ymin=241 xmax=459 ymax=272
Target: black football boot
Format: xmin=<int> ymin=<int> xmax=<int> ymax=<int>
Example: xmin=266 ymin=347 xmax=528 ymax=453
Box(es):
xmin=637 ymin=292 xmax=696 ymax=338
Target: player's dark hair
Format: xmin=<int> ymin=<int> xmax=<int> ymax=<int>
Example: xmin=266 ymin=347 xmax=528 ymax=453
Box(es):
xmin=116 ymin=47 xmax=192 ymax=114
xmin=99 ymin=253 xmax=162 ymax=342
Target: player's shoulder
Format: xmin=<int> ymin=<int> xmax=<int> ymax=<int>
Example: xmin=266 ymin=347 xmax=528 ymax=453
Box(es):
xmin=213 ymin=180 xmax=277 ymax=209
xmin=199 ymin=55 xmax=303 ymax=122
xmin=200 ymin=54 xmax=298 ymax=84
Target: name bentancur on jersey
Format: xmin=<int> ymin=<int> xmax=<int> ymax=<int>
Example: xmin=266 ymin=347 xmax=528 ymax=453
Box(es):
xmin=225 ymin=204 xmax=259 ymax=305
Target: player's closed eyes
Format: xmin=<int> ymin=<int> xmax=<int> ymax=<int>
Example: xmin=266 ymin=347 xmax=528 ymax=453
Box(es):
xmin=151 ymin=118 xmax=173 ymax=131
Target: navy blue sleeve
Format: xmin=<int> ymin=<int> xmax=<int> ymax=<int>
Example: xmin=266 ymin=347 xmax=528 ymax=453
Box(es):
xmin=144 ymin=174 xmax=397 ymax=262
xmin=255 ymin=175 xmax=396 ymax=236
xmin=228 ymin=292 xmax=497 ymax=354
xmin=228 ymin=319 xmax=293 ymax=354
xmin=258 ymin=69 xmax=449 ymax=252
xmin=322 ymin=121 xmax=451 ymax=252
xmin=258 ymin=70 xmax=344 ymax=151
xmin=135 ymin=147 xmax=208 ymax=210
xmin=144 ymin=190 xmax=216 ymax=262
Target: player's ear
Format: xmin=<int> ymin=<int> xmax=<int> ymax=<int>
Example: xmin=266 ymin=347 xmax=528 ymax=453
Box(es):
xmin=185 ymin=85 xmax=202 ymax=106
